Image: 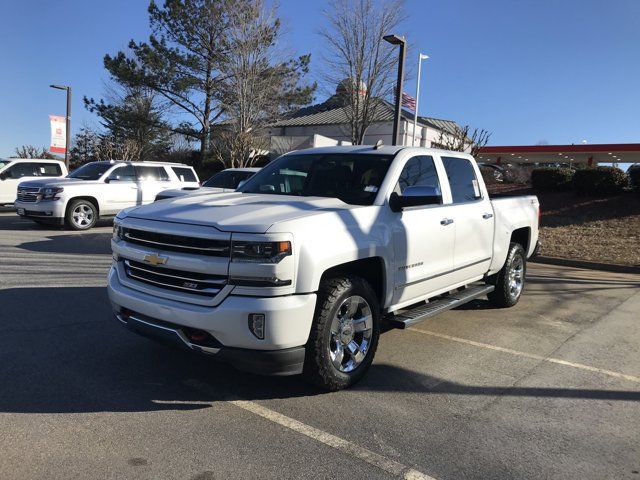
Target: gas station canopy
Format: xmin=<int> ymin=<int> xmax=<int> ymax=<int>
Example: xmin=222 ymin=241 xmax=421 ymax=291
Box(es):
xmin=477 ymin=143 xmax=640 ymax=167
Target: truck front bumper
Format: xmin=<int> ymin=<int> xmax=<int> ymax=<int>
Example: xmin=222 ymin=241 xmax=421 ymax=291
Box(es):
xmin=14 ymin=200 xmax=65 ymax=224
xmin=107 ymin=266 xmax=316 ymax=376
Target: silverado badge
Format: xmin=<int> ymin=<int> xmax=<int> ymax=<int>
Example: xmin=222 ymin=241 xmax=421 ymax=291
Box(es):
xmin=143 ymin=253 xmax=168 ymax=266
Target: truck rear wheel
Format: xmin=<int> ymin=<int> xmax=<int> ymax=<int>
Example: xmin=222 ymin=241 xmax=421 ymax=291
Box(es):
xmin=487 ymin=242 xmax=526 ymax=308
xmin=303 ymin=275 xmax=380 ymax=391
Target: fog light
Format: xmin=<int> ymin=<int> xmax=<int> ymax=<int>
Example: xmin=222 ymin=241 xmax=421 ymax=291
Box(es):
xmin=248 ymin=313 xmax=265 ymax=340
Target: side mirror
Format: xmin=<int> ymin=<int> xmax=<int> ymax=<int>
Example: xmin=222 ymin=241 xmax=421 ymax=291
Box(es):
xmin=237 ymin=179 xmax=247 ymax=189
xmin=389 ymin=185 xmax=441 ymax=212
xmin=105 ymin=176 xmax=119 ymax=183
xmin=0 ymin=173 xmax=6 ymax=181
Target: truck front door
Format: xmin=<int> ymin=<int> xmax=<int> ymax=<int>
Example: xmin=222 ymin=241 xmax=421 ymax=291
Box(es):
xmin=390 ymin=155 xmax=455 ymax=308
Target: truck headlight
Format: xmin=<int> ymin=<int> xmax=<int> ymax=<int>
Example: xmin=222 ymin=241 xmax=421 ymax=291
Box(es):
xmin=42 ymin=187 xmax=63 ymax=200
xmin=231 ymin=241 xmax=291 ymax=263
xmin=112 ymin=223 xmax=123 ymax=241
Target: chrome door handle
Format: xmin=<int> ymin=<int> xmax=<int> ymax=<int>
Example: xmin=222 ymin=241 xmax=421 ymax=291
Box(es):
xmin=440 ymin=218 xmax=454 ymax=226
xmin=482 ymin=213 xmax=493 ymax=219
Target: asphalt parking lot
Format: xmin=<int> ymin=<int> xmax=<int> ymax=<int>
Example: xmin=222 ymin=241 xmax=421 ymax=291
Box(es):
xmin=1 ymin=208 xmax=639 ymax=480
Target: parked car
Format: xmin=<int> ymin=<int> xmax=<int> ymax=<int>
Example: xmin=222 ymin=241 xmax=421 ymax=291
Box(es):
xmin=154 ymin=167 xmax=260 ymax=201
xmin=0 ymin=158 xmax=67 ymax=205
xmin=14 ymin=160 xmax=199 ymax=230
xmin=109 ymin=146 xmax=539 ymax=390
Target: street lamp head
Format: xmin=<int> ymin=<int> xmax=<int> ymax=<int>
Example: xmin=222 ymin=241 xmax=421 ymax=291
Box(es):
xmin=49 ymin=84 xmax=70 ymax=91
xmin=383 ymin=34 xmax=406 ymax=46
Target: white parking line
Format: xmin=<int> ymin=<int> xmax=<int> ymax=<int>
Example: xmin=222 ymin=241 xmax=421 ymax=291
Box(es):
xmin=185 ymin=379 xmax=436 ymax=480
xmin=407 ymin=328 xmax=640 ymax=384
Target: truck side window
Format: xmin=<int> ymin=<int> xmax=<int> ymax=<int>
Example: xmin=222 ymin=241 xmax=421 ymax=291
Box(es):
xmin=136 ymin=166 xmax=170 ymax=181
xmin=36 ymin=163 xmax=63 ymax=176
xmin=171 ymin=167 xmax=197 ymax=183
xmin=111 ymin=165 xmax=136 ymax=182
xmin=396 ymin=156 xmax=441 ymax=199
xmin=5 ymin=163 xmax=37 ymax=178
xmin=441 ymin=156 xmax=482 ymax=203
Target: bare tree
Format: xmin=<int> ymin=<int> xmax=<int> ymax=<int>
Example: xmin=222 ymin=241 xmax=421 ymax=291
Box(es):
xmin=319 ymin=0 xmax=406 ymax=144
xmin=94 ymin=137 xmax=143 ymax=162
xmin=435 ymin=126 xmax=491 ymax=157
xmin=214 ymin=0 xmax=315 ymax=167
xmin=11 ymin=146 xmax=57 ymax=159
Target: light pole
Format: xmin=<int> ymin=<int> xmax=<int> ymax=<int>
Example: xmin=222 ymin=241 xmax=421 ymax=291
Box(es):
xmin=49 ymin=84 xmax=71 ymax=169
xmin=412 ymin=53 xmax=429 ymax=146
xmin=383 ymin=34 xmax=406 ymax=146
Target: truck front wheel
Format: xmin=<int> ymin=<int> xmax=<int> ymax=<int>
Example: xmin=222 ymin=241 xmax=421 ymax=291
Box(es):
xmin=303 ymin=276 xmax=380 ymax=391
xmin=65 ymin=199 xmax=97 ymax=230
xmin=487 ymin=242 xmax=526 ymax=308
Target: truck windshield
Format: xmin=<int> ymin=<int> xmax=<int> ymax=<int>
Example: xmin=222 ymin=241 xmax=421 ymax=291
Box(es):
xmin=238 ymin=153 xmax=393 ymax=205
xmin=67 ymin=162 xmax=113 ymax=180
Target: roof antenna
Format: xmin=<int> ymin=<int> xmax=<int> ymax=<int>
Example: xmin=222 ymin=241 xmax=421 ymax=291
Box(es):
xmin=373 ymin=139 xmax=383 ymax=150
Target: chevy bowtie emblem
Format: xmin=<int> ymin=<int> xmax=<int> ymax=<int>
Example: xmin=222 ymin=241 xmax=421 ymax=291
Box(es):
xmin=143 ymin=253 xmax=168 ymax=266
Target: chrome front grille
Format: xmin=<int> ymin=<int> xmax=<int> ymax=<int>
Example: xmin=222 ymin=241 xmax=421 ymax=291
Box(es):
xmin=17 ymin=187 xmax=41 ymax=203
xmin=123 ymin=259 xmax=227 ymax=296
xmin=122 ymin=228 xmax=230 ymax=257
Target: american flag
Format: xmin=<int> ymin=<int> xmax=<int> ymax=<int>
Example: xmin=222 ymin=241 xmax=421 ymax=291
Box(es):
xmin=401 ymin=92 xmax=416 ymax=111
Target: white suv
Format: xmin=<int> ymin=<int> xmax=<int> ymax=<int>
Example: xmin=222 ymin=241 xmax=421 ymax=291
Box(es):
xmin=0 ymin=158 xmax=67 ymax=205
xmin=14 ymin=160 xmax=199 ymax=230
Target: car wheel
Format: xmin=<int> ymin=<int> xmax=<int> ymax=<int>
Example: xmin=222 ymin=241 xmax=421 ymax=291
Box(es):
xmin=65 ymin=199 xmax=97 ymax=230
xmin=303 ymin=275 xmax=380 ymax=391
xmin=487 ymin=242 xmax=526 ymax=308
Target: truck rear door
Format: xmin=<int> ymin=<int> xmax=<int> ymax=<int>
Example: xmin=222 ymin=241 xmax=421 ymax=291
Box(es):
xmin=438 ymin=155 xmax=493 ymax=283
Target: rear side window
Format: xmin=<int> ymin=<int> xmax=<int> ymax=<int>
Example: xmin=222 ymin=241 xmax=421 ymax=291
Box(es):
xmin=136 ymin=166 xmax=170 ymax=181
xmin=441 ymin=156 xmax=482 ymax=203
xmin=36 ymin=163 xmax=63 ymax=176
xmin=171 ymin=167 xmax=197 ymax=183
xmin=396 ymin=156 xmax=441 ymax=196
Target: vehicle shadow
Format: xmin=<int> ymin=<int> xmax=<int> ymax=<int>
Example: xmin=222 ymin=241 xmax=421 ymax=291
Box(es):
xmin=1 ymin=286 xmax=637 ymax=416
xmin=17 ymin=232 xmax=113 ymax=255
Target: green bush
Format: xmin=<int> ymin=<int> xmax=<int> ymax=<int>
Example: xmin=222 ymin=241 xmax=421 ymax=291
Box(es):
xmin=628 ymin=166 xmax=640 ymax=189
xmin=572 ymin=167 xmax=628 ymax=195
xmin=531 ymin=167 xmax=575 ymax=191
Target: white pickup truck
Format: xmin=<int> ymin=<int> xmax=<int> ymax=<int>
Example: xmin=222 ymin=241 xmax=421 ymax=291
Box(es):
xmin=108 ymin=146 xmax=539 ymax=390
xmin=14 ymin=160 xmax=199 ymax=229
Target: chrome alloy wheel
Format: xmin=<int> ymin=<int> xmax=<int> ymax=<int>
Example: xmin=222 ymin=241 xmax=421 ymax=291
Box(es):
xmin=328 ymin=295 xmax=373 ymax=373
xmin=72 ymin=204 xmax=94 ymax=228
xmin=508 ymin=254 xmax=524 ymax=300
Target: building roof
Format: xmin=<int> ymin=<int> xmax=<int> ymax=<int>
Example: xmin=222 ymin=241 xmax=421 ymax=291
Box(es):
xmin=271 ymin=95 xmax=461 ymax=135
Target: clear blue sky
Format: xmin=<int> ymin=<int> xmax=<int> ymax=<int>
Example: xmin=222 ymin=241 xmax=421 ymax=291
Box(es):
xmin=1 ymin=0 xmax=639 ymax=157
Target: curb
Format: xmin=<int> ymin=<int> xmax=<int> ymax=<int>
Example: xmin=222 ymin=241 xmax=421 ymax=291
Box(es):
xmin=531 ymin=256 xmax=640 ymax=274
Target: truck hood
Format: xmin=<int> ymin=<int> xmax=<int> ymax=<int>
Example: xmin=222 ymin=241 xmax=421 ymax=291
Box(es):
xmin=126 ymin=192 xmax=358 ymax=233
xmin=18 ymin=177 xmax=102 ymax=188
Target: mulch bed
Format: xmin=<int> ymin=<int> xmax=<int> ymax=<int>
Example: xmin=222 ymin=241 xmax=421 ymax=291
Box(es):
xmin=487 ymin=184 xmax=640 ymax=267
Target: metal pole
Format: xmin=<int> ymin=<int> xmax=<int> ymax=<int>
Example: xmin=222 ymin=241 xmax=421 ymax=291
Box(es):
xmin=412 ymin=56 xmax=422 ymax=147
xmin=391 ymin=41 xmax=406 ymax=146
xmin=65 ymin=87 xmax=71 ymax=169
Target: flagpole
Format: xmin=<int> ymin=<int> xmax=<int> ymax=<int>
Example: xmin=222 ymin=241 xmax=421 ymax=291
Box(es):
xmin=413 ymin=53 xmax=429 ymax=147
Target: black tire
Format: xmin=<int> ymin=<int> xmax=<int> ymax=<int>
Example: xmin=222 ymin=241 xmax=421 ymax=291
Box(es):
xmin=65 ymin=199 xmax=98 ymax=231
xmin=303 ymin=275 xmax=380 ymax=391
xmin=487 ymin=242 xmax=526 ymax=308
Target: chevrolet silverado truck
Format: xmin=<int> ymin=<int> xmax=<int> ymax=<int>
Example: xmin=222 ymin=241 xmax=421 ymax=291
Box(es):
xmin=108 ymin=146 xmax=539 ymax=390
xmin=14 ymin=161 xmax=199 ymax=230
